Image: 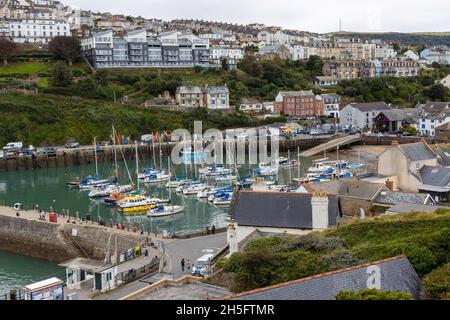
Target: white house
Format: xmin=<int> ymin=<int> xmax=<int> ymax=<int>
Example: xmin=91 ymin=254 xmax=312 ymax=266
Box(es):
xmin=9 ymin=19 xmax=70 ymax=43
xmin=321 ymin=93 xmax=341 ymax=118
xmin=419 ymin=110 xmax=450 ymax=137
xmin=339 ymin=102 xmax=392 ymax=129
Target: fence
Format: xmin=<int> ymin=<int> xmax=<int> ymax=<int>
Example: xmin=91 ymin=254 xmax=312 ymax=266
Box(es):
xmin=117 ymin=259 xmax=159 ymax=285
xmin=0 ymin=289 xmax=25 ymax=301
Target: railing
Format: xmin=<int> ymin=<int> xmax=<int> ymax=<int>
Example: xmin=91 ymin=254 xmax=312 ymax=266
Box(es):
xmin=117 ymin=259 xmax=159 ymax=285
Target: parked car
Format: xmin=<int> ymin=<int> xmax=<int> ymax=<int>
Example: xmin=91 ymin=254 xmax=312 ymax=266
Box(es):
xmin=191 ymin=254 xmax=215 ymax=277
xmin=3 ymin=142 xmax=23 ymax=152
xmin=65 ymin=142 xmax=80 ymax=149
xmin=44 ymin=147 xmax=57 ymax=156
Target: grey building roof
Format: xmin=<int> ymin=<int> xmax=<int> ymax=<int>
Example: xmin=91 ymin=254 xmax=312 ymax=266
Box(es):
xmin=420 ymin=165 xmax=450 ymax=187
xmin=374 ymin=191 xmax=433 ymax=206
xmin=304 ymin=180 xmax=387 ymax=201
xmin=398 ymin=142 xmax=436 ymax=162
xmin=208 ymin=86 xmax=229 ymax=94
xmin=226 ymin=256 xmax=422 ymax=300
xmin=176 ymin=86 xmax=203 ymax=94
xmin=314 ymin=76 xmax=339 ymax=82
xmin=386 ymin=203 xmax=449 ymax=215
xmin=230 ymin=191 xmax=340 ymax=230
xmin=348 ymin=102 xmax=392 ymax=112
xmin=279 ymin=90 xmax=315 ymax=97
xmin=379 ymin=109 xmax=419 ymax=122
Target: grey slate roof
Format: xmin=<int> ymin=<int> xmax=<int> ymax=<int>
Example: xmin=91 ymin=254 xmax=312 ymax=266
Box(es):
xmin=399 ymin=142 xmax=435 ymax=162
xmin=304 ymin=180 xmax=387 ymax=201
xmin=226 ymin=256 xmax=421 ymax=300
xmin=386 ymin=203 xmax=449 ymax=215
xmin=230 ymin=191 xmax=340 ymax=230
xmin=420 ymin=165 xmax=450 ymax=187
xmin=349 ymin=102 xmax=392 ymax=112
xmin=374 ymin=191 xmax=433 ymax=206
xmin=379 ymin=109 xmax=419 ymax=122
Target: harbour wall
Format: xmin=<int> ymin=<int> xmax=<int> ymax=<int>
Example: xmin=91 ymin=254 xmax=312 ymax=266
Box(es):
xmin=0 ymin=211 xmax=147 ymax=263
xmin=0 ymin=136 xmax=437 ymax=172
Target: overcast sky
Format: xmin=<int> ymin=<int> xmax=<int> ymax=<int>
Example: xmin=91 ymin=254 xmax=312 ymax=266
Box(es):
xmin=67 ymin=0 xmax=450 ymax=33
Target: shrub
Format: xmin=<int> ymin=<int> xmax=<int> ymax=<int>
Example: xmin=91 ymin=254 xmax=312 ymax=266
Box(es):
xmin=422 ymin=263 xmax=450 ymax=300
xmin=336 ymin=289 xmax=414 ymax=300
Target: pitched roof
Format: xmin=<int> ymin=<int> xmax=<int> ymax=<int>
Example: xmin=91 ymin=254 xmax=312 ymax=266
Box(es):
xmin=304 ymin=180 xmax=387 ymax=201
xmin=435 ymin=122 xmax=450 ymax=131
xmin=225 ymin=256 xmax=421 ymax=300
xmin=230 ymin=191 xmax=340 ymax=230
xmin=374 ymin=191 xmax=433 ymax=206
xmin=386 ymin=203 xmax=449 ymax=215
xmin=378 ymin=109 xmax=419 ymax=122
xmin=420 ymin=165 xmax=450 ymax=187
xmin=347 ymin=102 xmax=392 ymax=112
xmin=398 ymin=142 xmax=435 ymax=162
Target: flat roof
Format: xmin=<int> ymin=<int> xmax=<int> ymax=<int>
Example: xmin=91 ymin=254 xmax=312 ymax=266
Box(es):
xmin=59 ymin=257 xmax=114 ymax=273
xmin=24 ymin=277 xmax=64 ymax=292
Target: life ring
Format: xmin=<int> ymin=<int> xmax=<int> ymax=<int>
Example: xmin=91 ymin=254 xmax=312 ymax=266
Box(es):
xmin=13 ymin=203 xmax=22 ymax=211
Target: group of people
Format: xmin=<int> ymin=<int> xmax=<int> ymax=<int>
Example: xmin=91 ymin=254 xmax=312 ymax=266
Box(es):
xmin=180 ymin=258 xmax=192 ymax=273
xmin=206 ymin=224 xmax=216 ymax=235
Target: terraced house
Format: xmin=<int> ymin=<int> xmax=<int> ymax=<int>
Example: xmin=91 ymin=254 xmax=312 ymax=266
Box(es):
xmin=175 ymin=85 xmax=229 ymax=110
xmin=274 ymin=90 xmax=324 ymax=117
xmin=81 ymin=29 xmax=210 ymax=69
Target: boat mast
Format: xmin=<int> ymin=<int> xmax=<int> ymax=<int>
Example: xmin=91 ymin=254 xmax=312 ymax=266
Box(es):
xmin=112 ymin=125 xmax=118 ymax=179
xmin=135 ymin=140 xmax=139 ymax=190
xmin=94 ymin=136 xmax=98 ymax=177
xmin=297 ymin=146 xmax=301 ymax=179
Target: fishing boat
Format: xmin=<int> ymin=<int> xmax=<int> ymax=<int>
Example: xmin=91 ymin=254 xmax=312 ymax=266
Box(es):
xmin=104 ymin=190 xmax=141 ymax=205
xmin=117 ymin=195 xmax=171 ymax=214
xmin=147 ymin=205 xmax=184 ymax=217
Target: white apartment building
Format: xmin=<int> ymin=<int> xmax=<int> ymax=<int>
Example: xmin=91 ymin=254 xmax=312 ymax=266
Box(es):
xmin=210 ymin=45 xmax=243 ymax=60
xmin=339 ymin=102 xmax=392 ymax=129
xmin=321 ymin=94 xmax=341 ymax=118
xmin=288 ymin=44 xmax=311 ymax=60
xmin=9 ymin=19 xmax=70 ymax=43
xmin=66 ymin=10 xmax=94 ymax=29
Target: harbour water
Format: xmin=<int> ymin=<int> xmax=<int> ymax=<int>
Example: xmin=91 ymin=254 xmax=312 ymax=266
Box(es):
xmin=1 ymin=146 xmax=376 ymax=295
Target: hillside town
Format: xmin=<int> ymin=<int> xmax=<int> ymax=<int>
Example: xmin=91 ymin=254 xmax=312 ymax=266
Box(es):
xmin=0 ymin=0 xmax=449 ymax=305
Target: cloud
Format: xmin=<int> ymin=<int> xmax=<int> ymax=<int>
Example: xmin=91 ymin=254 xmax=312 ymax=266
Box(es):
xmin=66 ymin=0 xmax=450 ymax=33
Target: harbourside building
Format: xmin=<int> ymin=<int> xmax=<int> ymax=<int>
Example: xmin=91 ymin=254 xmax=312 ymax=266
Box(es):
xmin=81 ymin=29 xmax=210 ymax=69
xmin=320 ymin=93 xmax=341 ymax=118
xmin=274 ymin=90 xmax=324 ymax=117
xmin=339 ymin=102 xmax=392 ymax=130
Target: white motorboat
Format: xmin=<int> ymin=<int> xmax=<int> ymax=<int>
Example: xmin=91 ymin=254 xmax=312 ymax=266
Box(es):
xmin=137 ymin=167 xmax=160 ymax=179
xmin=215 ymin=175 xmax=237 ymax=182
xmin=144 ymin=172 xmax=171 ymax=184
xmin=88 ymin=184 xmax=134 ymax=198
xmin=165 ymin=179 xmax=192 ymax=188
xmin=213 ymin=194 xmax=232 ymax=206
xmin=147 ymin=205 xmax=184 ymax=217
xmin=182 ymin=183 xmax=209 ymax=195
xmin=197 ymin=189 xmax=210 ymax=198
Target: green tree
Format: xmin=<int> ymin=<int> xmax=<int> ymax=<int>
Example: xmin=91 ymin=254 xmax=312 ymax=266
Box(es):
xmin=0 ymin=37 xmax=18 ymax=65
xmin=221 ymin=58 xmax=229 ymax=71
xmin=94 ymin=69 xmax=110 ymax=86
xmin=48 ymin=36 xmax=80 ymax=66
xmin=424 ymin=84 xmax=449 ymax=101
xmin=51 ymin=61 xmax=73 ymax=87
xmin=422 ymin=263 xmax=450 ymax=300
xmin=306 ymin=55 xmax=324 ymax=76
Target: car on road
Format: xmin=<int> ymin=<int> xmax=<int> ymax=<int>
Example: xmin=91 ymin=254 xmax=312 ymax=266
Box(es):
xmin=65 ymin=142 xmax=80 ymax=149
xmin=191 ymin=254 xmax=215 ymax=277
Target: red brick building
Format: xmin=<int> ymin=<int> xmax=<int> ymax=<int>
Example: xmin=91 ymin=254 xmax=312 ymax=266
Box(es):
xmin=274 ymin=91 xmax=324 ymax=117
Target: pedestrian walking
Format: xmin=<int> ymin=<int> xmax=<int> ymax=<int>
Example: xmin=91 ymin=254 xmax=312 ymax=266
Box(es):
xmin=186 ymin=259 xmax=191 ymax=273
xmin=181 ymin=258 xmax=185 ymax=272
xmin=212 ymin=224 xmax=216 ymax=234
xmin=206 ymin=226 xmax=210 ymax=235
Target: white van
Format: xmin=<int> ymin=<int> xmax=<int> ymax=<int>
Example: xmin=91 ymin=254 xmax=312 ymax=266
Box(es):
xmin=3 ymin=142 xmax=23 ymax=151
xmin=191 ymin=254 xmax=214 ymax=277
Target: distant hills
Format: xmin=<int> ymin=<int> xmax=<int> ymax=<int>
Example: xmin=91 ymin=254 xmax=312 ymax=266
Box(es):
xmin=329 ymin=31 xmax=450 ymax=46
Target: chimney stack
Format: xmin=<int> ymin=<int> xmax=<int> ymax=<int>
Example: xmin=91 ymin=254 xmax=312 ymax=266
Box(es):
xmin=311 ymin=191 xmax=329 ymax=230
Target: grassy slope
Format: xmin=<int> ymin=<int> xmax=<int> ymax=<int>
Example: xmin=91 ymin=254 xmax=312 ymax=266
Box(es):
xmin=220 ymin=211 xmax=450 ymax=292
xmin=0 ymin=62 xmax=52 ymax=76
